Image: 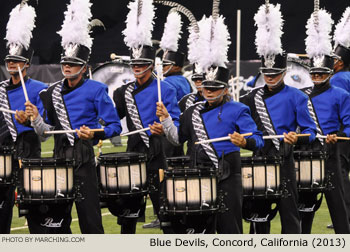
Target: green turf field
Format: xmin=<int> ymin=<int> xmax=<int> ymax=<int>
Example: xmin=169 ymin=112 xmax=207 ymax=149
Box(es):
xmin=9 ymin=137 xmax=334 ymax=234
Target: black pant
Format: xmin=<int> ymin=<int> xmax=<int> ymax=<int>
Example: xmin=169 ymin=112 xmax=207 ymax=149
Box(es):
xmin=0 ymin=185 xmax=15 ymax=234
xmin=338 ymin=141 xmax=350 ymax=223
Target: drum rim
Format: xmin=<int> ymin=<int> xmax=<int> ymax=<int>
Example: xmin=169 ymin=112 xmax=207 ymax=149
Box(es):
xmin=92 ymin=60 xmax=131 ymax=74
xmin=21 ymin=158 xmax=75 ymax=166
xmin=99 ymin=152 xmax=147 ymax=163
xmin=164 ymin=168 xmax=217 ymax=176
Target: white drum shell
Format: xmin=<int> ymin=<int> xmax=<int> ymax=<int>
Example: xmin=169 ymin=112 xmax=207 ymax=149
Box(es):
xmin=0 ymin=155 xmax=12 ymax=178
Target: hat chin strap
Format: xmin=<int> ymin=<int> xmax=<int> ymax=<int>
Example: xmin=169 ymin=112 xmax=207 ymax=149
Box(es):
xmin=265 ymin=72 xmax=286 ymax=88
xmin=61 ymin=64 xmax=85 ymax=79
xmin=203 ymin=88 xmax=226 ymax=101
xmin=163 ymin=64 xmax=173 ymax=76
xmin=131 ymin=64 xmax=153 ymax=76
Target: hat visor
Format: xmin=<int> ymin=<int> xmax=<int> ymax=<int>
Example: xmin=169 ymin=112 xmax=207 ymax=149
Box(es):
xmin=201 ymin=80 xmax=227 ymax=89
xmin=310 ymin=67 xmax=333 ymax=74
xmin=60 ymin=57 xmax=85 ymax=65
xmin=260 ymin=67 xmax=286 ymax=76
xmin=130 ymin=58 xmax=154 ymax=65
xmin=162 ymin=60 xmax=174 ymax=66
xmin=5 ymin=55 xmax=28 ymax=63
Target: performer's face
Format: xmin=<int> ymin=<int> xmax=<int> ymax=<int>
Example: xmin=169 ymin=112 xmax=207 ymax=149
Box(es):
xmin=263 ymin=72 xmax=284 ymax=87
xmin=193 ymin=79 xmax=203 ymax=94
xmin=61 ymin=63 xmax=85 ymax=79
xmin=311 ymin=73 xmax=330 ymax=85
xmin=202 ymin=87 xmax=227 ymax=105
xmin=131 ymin=63 xmax=152 ymax=82
xmin=5 ymin=60 xmax=27 ymax=75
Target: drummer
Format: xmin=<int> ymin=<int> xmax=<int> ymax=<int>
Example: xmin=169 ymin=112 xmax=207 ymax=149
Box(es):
xmin=0 ymin=2 xmax=47 ymax=234
xmin=298 ymin=12 xmax=350 ymax=232
xmin=240 ymin=2 xmax=316 ymax=234
xmin=25 ymin=0 xmax=121 ymax=234
xmin=112 ymin=0 xmax=180 ymax=234
xmin=152 ymin=14 xmax=264 ymax=234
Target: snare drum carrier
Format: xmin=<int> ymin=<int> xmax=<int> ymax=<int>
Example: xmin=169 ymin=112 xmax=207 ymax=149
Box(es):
xmin=0 ymin=145 xmax=15 ymax=186
xmin=161 ymin=156 xmax=219 ymax=215
xmin=241 ymin=155 xmax=283 ymax=223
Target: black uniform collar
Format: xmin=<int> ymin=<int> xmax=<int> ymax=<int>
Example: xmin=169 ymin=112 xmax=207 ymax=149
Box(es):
xmin=133 ymin=75 xmax=155 ymax=94
xmin=202 ymin=99 xmax=226 ymax=113
xmin=262 ymin=82 xmax=285 ymax=98
xmin=310 ymin=81 xmax=330 ymax=97
xmin=6 ymin=75 xmax=29 ymax=91
xmin=62 ymin=77 xmax=85 ymax=94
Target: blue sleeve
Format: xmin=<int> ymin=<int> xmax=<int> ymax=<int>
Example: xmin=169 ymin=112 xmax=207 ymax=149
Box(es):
xmin=339 ymin=92 xmax=350 ymax=137
xmin=94 ymin=86 xmax=122 ymax=138
xmin=331 ymin=74 xmax=350 ymax=94
xmin=162 ymin=82 xmax=181 ymax=127
xmin=296 ymin=94 xmax=317 ymax=142
xmin=235 ymin=105 xmax=264 ymax=150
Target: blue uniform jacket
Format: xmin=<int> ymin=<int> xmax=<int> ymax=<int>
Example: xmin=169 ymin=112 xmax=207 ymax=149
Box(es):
xmin=6 ymin=77 xmax=47 ymax=136
xmin=330 ymin=71 xmax=350 ymax=94
xmin=179 ymin=100 xmax=264 ymax=158
xmin=164 ymin=74 xmax=191 ymax=102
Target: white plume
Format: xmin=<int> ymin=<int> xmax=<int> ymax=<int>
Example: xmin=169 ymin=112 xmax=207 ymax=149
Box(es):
xmin=334 ymin=7 xmax=350 ymax=48
xmin=57 ymin=0 xmax=93 ymax=50
xmin=197 ymin=15 xmax=230 ymax=72
xmin=254 ymin=3 xmax=284 ymax=57
xmin=123 ymin=0 xmax=155 ymax=48
xmin=160 ymin=11 xmax=182 ymax=52
xmin=305 ymin=9 xmax=333 ymax=58
xmin=187 ymin=16 xmax=205 ymax=64
xmin=5 ymin=3 xmax=36 ymax=50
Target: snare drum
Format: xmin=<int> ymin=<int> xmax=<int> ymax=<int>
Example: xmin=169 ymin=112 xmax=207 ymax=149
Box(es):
xmin=294 ymin=151 xmax=326 ymax=191
xmin=98 ymin=152 xmax=148 ymax=197
xmin=163 ymin=163 xmax=218 ymax=215
xmin=0 ymin=146 xmax=14 ymax=185
xmin=241 ymin=156 xmax=282 ymax=198
xmin=20 ymin=158 xmax=75 ymax=203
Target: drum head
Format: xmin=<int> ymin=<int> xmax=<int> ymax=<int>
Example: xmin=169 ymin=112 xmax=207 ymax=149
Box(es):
xmin=93 ymin=61 xmax=135 ymax=134
xmin=99 ymin=152 xmax=146 ymax=164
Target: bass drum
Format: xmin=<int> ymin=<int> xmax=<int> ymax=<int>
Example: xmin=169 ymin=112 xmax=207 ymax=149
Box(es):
xmin=92 ymin=59 xmax=135 ymax=136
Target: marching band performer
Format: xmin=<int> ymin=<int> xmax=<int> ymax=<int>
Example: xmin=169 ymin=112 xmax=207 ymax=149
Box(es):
xmin=240 ymin=2 xmax=317 ymax=234
xmin=330 ymin=7 xmax=350 ymax=227
xmin=112 ymin=0 xmax=180 ymax=234
xmin=25 ymin=0 xmax=121 ymax=234
xmin=153 ymin=13 xmax=264 ymax=234
xmin=0 ymin=2 xmax=47 ymax=234
xmin=298 ymin=6 xmax=350 ymax=233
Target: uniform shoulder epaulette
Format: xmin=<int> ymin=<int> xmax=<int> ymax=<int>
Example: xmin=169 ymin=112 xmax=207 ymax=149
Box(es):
xmin=0 ymin=79 xmax=10 ymax=87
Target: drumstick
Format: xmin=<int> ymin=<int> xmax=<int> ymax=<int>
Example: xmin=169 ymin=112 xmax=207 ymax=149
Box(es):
xmin=159 ymin=169 xmax=164 ymax=183
xmin=155 ymin=58 xmax=162 ymax=103
xmin=316 ymin=134 xmax=350 ymax=140
xmin=17 ymin=64 xmax=33 ymax=121
xmin=262 ymin=133 xmax=311 ymax=139
xmin=88 ymin=66 xmax=93 ymax=80
xmin=195 ymin=133 xmax=253 ymax=145
xmin=0 ymin=107 xmax=16 ymax=115
xmin=44 ymin=128 xmax=104 ymax=134
xmin=120 ymin=127 xmax=150 ymax=137
xmin=17 ymin=65 xmax=29 ymax=102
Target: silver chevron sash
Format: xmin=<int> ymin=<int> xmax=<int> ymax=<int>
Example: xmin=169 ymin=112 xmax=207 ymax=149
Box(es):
xmin=185 ymin=93 xmax=196 ymax=110
xmin=0 ymin=80 xmax=17 ymax=142
xmin=52 ymin=83 xmax=75 ymax=146
xmin=304 ymin=88 xmax=324 ymax=145
xmin=192 ymin=103 xmax=219 ymax=169
xmin=254 ymin=88 xmax=280 ymax=151
xmin=124 ymin=84 xmax=149 ymax=148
